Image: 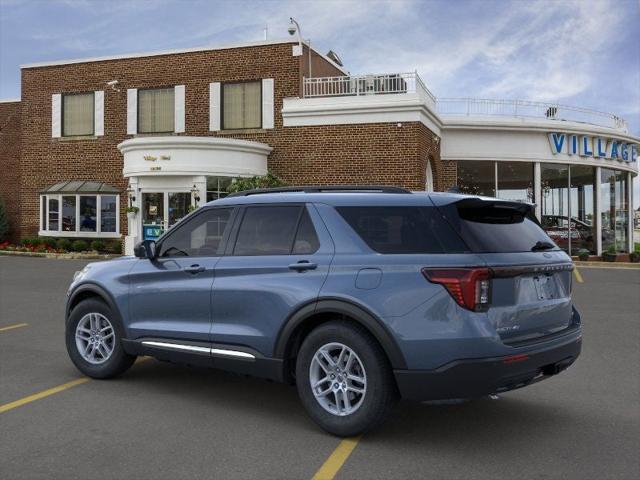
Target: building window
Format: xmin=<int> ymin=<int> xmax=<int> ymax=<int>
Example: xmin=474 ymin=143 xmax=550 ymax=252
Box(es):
xmin=39 ymin=194 xmax=120 ymax=237
xmin=222 ymin=81 xmax=261 ymax=130
xmin=138 ymin=88 xmax=175 ymax=133
xmin=206 ymin=176 xmax=233 ymax=202
xmin=601 ymin=169 xmax=629 ymax=253
xmin=457 ymin=160 xmax=495 ymax=197
xmin=62 ymin=92 xmax=94 ymax=136
xmin=497 ymin=162 xmax=534 ymax=203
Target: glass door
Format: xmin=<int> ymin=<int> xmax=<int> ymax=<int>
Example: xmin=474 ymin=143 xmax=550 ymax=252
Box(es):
xmin=142 ymin=192 xmax=165 ymax=241
xmin=168 ymin=192 xmax=191 ymax=229
xmin=541 ymin=164 xmax=570 ymax=253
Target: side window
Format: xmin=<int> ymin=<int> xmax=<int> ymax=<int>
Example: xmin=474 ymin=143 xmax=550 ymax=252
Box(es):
xmin=293 ymin=208 xmax=320 ymax=254
xmin=233 ymin=206 xmax=301 ymax=256
xmin=159 ymin=208 xmax=232 ymax=257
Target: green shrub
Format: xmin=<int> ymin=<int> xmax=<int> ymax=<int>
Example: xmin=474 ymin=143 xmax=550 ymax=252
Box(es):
xmin=577 ymin=251 xmax=589 ymax=261
xmin=107 ymin=239 xmax=122 ymax=254
xmin=38 ymin=237 xmax=57 ymax=249
xmin=606 ymin=244 xmax=617 ymax=254
xmin=57 ymin=238 xmax=73 ymax=251
xmin=71 ymin=240 xmax=88 ymax=252
xmin=0 ymin=197 xmax=9 ymax=242
xmin=226 ymin=172 xmax=286 ymax=194
xmin=21 ymin=237 xmax=38 ymax=247
xmin=90 ymin=240 xmax=106 ymax=252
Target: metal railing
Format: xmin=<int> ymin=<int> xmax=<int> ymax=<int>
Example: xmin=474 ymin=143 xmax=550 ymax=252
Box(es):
xmin=436 ymin=98 xmax=628 ymax=131
xmin=303 ymin=72 xmax=436 ymax=102
xmin=301 ymin=74 xmax=628 ymax=131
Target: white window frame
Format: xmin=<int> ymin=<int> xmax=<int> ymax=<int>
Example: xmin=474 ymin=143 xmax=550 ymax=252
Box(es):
xmin=38 ymin=194 xmax=120 ymax=238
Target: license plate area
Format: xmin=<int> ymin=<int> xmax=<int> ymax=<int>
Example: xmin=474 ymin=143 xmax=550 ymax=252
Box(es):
xmin=533 ymin=274 xmax=556 ymax=300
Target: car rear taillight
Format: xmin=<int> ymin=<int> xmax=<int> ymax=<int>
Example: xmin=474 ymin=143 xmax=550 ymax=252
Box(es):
xmin=421 ymin=268 xmax=491 ymax=311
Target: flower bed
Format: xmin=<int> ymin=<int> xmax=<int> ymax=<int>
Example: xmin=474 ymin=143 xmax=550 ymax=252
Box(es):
xmin=0 ymin=237 xmax=122 ymax=256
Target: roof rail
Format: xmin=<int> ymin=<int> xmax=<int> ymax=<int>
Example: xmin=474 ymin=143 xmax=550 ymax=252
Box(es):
xmin=226 ymin=185 xmax=412 ymax=197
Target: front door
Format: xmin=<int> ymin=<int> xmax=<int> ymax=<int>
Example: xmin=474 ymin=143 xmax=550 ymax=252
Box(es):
xmin=141 ymin=191 xmax=191 ymax=241
xmin=211 ymin=204 xmax=334 ymax=357
xmin=128 ymin=207 xmax=236 ymax=342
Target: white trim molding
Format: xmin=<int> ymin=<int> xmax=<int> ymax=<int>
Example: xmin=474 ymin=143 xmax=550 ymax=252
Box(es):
xmin=51 ymin=94 xmax=61 ymax=138
xmin=118 ymin=136 xmax=271 ymax=178
xmin=174 ymin=85 xmax=186 ymax=133
xmin=126 ymin=89 xmax=137 ymax=135
xmin=282 ymin=93 xmax=442 ymax=135
xmin=94 ymin=90 xmax=104 ymax=136
xmin=209 ymin=82 xmax=221 ymax=131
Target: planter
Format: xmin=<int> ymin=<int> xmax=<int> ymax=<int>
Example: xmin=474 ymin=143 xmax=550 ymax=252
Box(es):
xmin=602 ymin=253 xmax=618 ymax=262
xmin=630 ymin=253 xmax=640 ymax=263
xmin=127 ymin=212 xmax=137 ymax=221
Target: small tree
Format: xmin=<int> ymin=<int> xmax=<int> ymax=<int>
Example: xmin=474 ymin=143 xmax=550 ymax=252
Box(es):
xmin=226 ymin=172 xmax=286 ymax=194
xmin=0 ymin=197 xmax=9 ymax=242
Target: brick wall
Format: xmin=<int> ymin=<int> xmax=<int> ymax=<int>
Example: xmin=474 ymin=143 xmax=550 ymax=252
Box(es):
xmin=0 ymin=101 xmax=21 ymax=242
xmin=14 ymin=41 xmax=441 ymax=240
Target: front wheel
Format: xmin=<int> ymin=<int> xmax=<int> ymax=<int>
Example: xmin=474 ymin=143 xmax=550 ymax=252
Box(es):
xmin=296 ymin=321 xmax=397 ymax=436
xmin=65 ymin=298 xmax=136 ymax=379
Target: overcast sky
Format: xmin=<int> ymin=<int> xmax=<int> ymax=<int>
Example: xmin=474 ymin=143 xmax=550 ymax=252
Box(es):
xmin=1 ymin=0 xmax=639 ymax=203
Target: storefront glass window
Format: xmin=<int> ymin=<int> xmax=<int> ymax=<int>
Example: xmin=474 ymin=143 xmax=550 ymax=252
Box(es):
xmin=206 ymin=176 xmax=233 ymax=202
xmin=48 ymin=197 xmax=59 ymax=231
xmin=601 ymin=169 xmax=629 ymax=253
xmin=569 ymin=166 xmax=596 ymax=254
xmin=541 ymin=164 xmax=570 ymax=253
xmin=497 ymin=162 xmax=534 ymax=203
xmin=168 ymin=192 xmax=191 ymax=228
xmin=457 ymin=161 xmax=495 ymax=197
xmin=79 ymin=196 xmax=97 ymax=232
xmin=101 ymin=195 xmax=117 ymax=233
xmin=62 ymin=196 xmax=76 ymax=232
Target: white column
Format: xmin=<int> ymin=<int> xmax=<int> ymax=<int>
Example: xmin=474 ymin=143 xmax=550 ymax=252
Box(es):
xmin=124 ymin=177 xmax=140 ymax=255
xmin=595 ymin=166 xmax=602 ymax=256
xmin=628 ymin=171 xmax=633 ymax=253
xmin=534 ymin=162 xmax=541 ymax=220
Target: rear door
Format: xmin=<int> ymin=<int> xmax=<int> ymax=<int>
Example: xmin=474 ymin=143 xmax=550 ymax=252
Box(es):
xmin=210 ymin=203 xmax=334 ymax=356
xmin=437 ymin=198 xmax=575 ymax=344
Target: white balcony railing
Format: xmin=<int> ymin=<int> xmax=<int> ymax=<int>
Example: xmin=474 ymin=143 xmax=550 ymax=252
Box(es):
xmin=302 ymin=74 xmax=628 ymax=131
xmin=437 ymin=98 xmax=628 ymax=131
xmin=303 ymin=72 xmax=436 ymax=103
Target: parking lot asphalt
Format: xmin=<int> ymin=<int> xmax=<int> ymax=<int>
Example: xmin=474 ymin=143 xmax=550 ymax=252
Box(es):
xmin=0 ymin=256 xmax=639 ymax=480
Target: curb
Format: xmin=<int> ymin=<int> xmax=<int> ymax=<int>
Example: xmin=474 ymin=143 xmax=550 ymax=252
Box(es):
xmin=0 ymin=250 xmax=121 ymax=260
xmin=574 ymin=261 xmax=640 ymax=270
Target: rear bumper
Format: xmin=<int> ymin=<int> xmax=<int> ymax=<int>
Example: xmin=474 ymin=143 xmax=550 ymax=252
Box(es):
xmin=394 ymin=328 xmax=582 ymax=401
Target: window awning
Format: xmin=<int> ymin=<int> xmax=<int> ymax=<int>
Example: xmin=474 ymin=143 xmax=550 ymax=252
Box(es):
xmin=41 ymin=181 xmax=120 ymax=194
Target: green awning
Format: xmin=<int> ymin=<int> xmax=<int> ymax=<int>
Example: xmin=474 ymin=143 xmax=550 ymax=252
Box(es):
xmin=41 ymin=181 xmax=120 ymax=194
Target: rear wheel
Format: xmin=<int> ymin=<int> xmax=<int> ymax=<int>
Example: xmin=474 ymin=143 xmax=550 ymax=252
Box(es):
xmin=296 ymin=321 xmax=397 ymax=436
xmin=65 ymin=298 xmax=136 ymax=379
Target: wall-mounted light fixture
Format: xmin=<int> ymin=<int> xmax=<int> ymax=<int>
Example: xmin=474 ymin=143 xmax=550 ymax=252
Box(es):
xmin=126 ymin=187 xmax=136 ymax=206
xmin=191 ymin=185 xmax=201 ymax=205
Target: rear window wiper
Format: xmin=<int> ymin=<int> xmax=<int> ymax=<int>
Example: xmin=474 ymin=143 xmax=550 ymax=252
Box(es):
xmin=531 ymin=241 xmax=555 ymax=251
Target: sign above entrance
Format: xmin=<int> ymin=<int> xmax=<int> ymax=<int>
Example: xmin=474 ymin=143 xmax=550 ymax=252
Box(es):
xmin=548 ymin=132 xmax=638 ymax=163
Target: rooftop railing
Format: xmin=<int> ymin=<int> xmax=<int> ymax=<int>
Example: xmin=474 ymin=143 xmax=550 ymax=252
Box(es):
xmin=301 ymin=74 xmax=627 ymax=131
xmin=436 ymin=98 xmax=628 ymax=131
xmin=303 ymin=72 xmax=436 ymax=103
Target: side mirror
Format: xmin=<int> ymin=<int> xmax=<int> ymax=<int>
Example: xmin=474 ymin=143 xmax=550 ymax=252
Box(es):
xmin=134 ymin=240 xmax=157 ymax=259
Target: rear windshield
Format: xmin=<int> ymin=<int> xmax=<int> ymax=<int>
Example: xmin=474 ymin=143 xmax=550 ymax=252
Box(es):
xmin=441 ymin=200 xmax=558 ymax=253
xmin=336 ymin=206 xmax=467 ymax=254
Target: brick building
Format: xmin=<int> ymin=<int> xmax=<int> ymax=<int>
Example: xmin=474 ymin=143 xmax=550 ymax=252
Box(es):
xmin=0 ymin=38 xmax=638 ymax=255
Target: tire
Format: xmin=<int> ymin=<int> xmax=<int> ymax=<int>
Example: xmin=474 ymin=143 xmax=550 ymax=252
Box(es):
xmin=296 ymin=320 xmax=398 ymax=436
xmin=65 ymin=298 xmax=136 ymax=379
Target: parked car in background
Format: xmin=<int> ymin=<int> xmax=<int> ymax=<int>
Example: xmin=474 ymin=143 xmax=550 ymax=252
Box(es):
xmin=65 ymin=186 xmax=582 ymax=436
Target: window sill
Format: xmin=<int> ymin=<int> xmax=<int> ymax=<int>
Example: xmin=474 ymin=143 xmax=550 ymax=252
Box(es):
xmin=56 ymin=136 xmax=98 ymax=142
xmin=39 ymin=231 xmax=121 ymax=239
xmin=217 ymin=128 xmax=267 ymax=135
xmin=133 ymin=132 xmax=177 ymax=137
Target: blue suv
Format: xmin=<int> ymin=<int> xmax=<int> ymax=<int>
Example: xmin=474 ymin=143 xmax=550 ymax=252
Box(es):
xmin=65 ymin=186 xmax=582 ymax=436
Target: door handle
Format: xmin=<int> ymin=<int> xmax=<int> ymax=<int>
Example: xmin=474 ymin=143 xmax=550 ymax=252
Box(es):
xmin=289 ymin=261 xmax=318 ymax=272
xmin=184 ymin=264 xmax=206 ymax=274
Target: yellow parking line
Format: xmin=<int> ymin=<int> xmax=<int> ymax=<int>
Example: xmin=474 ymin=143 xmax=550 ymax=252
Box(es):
xmin=0 ymin=323 xmax=28 ymax=333
xmin=0 ymin=377 xmax=90 ymax=414
xmin=573 ymin=268 xmax=584 ymax=283
xmin=0 ymin=356 xmax=153 ymax=415
xmin=312 ymin=436 xmax=361 ymax=480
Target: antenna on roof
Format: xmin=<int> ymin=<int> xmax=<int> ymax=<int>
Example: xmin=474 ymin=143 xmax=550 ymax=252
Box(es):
xmin=263 ymin=24 xmax=268 ymax=40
